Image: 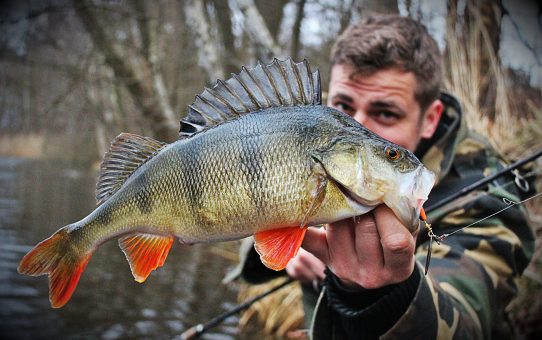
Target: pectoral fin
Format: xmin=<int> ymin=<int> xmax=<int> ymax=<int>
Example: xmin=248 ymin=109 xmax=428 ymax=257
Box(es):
xmin=301 ymin=162 xmax=327 ymax=227
xmin=254 ymin=163 xmax=327 ymax=271
xmin=254 ymin=227 xmax=307 ymax=271
xmin=119 ymin=233 xmax=174 ymax=283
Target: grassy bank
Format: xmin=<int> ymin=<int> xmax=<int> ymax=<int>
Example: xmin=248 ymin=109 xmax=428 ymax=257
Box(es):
xmin=0 ymin=134 xmax=46 ymax=159
xmin=0 ymin=133 xmax=102 ymax=167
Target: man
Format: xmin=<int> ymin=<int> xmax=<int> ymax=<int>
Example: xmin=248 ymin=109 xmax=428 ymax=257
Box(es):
xmin=239 ymin=14 xmax=534 ymax=339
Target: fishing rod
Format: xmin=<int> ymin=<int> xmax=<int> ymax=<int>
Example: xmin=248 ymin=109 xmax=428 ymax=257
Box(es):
xmin=181 ymin=148 xmax=542 ymax=338
xmin=421 ymin=148 xmax=542 ymax=274
xmin=426 ymin=148 xmax=542 ymax=212
xmin=180 ymin=277 xmax=295 ymax=339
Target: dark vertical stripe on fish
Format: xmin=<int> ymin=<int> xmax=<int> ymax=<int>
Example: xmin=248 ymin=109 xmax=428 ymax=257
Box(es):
xmin=180 ymin=141 xmax=204 ymax=224
xmin=239 ymin=121 xmax=264 ymax=213
xmin=134 ymin=172 xmax=153 ymax=214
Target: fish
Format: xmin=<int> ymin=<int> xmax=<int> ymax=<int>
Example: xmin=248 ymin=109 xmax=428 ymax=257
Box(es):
xmin=18 ymin=58 xmax=436 ymax=308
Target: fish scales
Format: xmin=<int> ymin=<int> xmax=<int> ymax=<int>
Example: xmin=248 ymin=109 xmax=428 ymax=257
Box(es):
xmin=18 ymin=59 xmax=436 ymax=308
xmin=78 ymin=108 xmax=326 ymax=245
xmin=146 ymin=108 xmax=332 ymax=239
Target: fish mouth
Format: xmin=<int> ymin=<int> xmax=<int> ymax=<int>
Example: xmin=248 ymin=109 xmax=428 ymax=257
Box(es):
xmin=332 ymin=178 xmax=378 ymax=211
xmin=409 ymin=167 xmax=436 ymax=227
xmin=329 ymin=166 xmax=435 ymax=230
xmin=383 ymin=166 xmax=436 ymax=231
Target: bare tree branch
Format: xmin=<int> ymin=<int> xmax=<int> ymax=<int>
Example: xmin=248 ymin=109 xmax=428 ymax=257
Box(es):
xmin=359 ymin=0 xmax=398 ymax=16
xmin=73 ymin=0 xmax=178 ymax=141
xmin=212 ymin=0 xmax=239 ymax=75
xmin=136 ymin=1 xmax=176 ymax=134
xmin=254 ymin=0 xmax=289 ymax=41
xmin=235 ymin=0 xmax=284 ymax=60
xmin=185 ymin=0 xmax=224 ymax=81
xmin=133 ymin=0 xmax=152 ymax=60
xmin=291 ymin=0 xmax=306 ymax=60
xmin=42 ymin=51 xmax=94 ymax=118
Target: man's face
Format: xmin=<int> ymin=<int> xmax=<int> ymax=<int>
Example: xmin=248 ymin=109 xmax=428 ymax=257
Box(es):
xmin=327 ymin=64 xmax=442 ymax=152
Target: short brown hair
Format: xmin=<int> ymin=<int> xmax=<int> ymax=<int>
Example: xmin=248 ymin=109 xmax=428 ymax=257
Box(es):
xmin=331 ymin=14 xmax=442 ymax=112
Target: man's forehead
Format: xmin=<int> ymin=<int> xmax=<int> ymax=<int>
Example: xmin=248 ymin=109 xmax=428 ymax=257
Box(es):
xmin=330 ymin=65 xmax=418 ymax=101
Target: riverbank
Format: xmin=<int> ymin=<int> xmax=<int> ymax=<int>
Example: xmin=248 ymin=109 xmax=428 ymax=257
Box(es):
xmin=0 ymin=133 xmax=101 ymax=166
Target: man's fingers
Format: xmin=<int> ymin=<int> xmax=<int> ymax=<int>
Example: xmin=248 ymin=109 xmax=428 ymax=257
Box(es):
xmin=286 ymin=257 xmax=318 ymax=282
xmin=353 ymin=213 xmax=384 ymax=270
xmin=301 ymin=227 xmax=329 ymax=264
xmin=325 ymin=219 xmax=365 ymax=281
xmin=373 ymin=206 xmax=416 ymax=280
xmin=297 ymin=248 xmax=326 ymax=280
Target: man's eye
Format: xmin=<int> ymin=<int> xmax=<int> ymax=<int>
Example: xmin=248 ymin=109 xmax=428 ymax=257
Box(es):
xmin=376 ymin=111 xmax=397 ymax=119
xmin=371 ymin=111 xmax=399 ymax=124
xmin=333 ymin=102 xmax=355 ymax=115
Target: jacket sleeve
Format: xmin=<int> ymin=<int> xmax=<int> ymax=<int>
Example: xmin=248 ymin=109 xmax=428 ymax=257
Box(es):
xmin=314 ymin=192 xmax=534 ymax=340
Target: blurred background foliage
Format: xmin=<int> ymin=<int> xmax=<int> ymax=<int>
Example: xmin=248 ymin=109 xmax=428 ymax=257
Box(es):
xmin=0 ymin=0 xmax=541 ymax=338
xmin=1 ymin=0 xmax=540 ymax=163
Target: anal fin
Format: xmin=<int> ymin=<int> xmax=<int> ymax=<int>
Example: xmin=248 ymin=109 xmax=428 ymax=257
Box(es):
xmin=119 ymin=233 xmax=174 ymax=283
xmin=254 ymin=226 xmax=307 ymax=271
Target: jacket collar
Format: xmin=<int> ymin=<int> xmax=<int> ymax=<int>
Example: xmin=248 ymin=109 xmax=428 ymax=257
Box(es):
xmin=415 ymin=93 xmax=466 ymax=184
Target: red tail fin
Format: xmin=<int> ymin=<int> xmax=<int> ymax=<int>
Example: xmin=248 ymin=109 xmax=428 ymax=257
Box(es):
xmin=18 ymin=229 xmax=91 ymax=308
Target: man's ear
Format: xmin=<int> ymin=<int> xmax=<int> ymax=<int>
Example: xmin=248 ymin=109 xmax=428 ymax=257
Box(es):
xmin=420 ymin=99 xmax=443 ymax=139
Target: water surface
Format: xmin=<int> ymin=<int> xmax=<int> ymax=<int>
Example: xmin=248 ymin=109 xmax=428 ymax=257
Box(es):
xmin=0 ymin=157 xmax=247 ymax=339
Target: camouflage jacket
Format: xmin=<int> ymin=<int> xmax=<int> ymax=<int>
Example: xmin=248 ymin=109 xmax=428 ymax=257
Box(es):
xmin=310 ymin=93 xmax=535 ymax=339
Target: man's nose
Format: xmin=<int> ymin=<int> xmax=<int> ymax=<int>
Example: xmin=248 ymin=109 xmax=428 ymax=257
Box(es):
xmin=352 ymin=111 xmax=369 ymax=126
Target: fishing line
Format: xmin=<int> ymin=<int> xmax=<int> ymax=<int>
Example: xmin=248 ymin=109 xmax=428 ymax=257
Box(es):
xmin=435 ymin=190 xmax=542 ymax=241
xmin=422 ymin=178 xmax=542 ymax=275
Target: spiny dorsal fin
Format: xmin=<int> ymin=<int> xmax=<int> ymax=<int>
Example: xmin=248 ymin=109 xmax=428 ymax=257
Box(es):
xmin=96 ymin=133 xmax=166 ymax=206
xmin=179 ymin=58 xmax=321 ymax=138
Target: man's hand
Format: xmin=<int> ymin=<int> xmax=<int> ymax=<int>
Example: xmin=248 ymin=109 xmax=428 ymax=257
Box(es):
xmin=301 ymin=205 xmax=418 ymax=289
xmin=285 ymin=248 xmax=326 ymax=284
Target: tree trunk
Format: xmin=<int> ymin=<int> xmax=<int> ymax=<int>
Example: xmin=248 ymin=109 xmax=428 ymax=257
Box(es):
xmin=212 ymin=0 xmax=239 ymax=75
xmin=184 ymin=0 xmax=225 ymax=81
xmin=235 ymin=0 xmax=284 ymax=61
xmin=339 ymin=0 xmax=356 ymax=33
xmin=254 ymin=0 xmax=289 ymax=41
xmin=359 ymin=0 xmax=398 ymax=16
xmin=74 ymin=1 xmax=178 ymax=142
xmin=290 ymin=0 xmax=306 ymax=60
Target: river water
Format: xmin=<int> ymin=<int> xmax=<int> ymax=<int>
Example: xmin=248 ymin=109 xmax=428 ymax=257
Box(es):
xmin=0 ymin=157 xmax=250 ymax=339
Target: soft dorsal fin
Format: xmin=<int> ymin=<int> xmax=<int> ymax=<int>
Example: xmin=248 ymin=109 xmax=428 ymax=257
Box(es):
xmin=96 ymin=133 xmax=166 ymax=206
xmin=179 ymin=58 xmax=321 ymax=138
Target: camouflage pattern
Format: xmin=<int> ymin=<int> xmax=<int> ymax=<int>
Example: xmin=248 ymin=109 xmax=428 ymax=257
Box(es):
xmin=310 ymin=93 xmax=535 ymax=339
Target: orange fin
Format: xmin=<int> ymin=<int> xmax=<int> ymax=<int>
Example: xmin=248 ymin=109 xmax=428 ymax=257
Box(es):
xmin=18 ymin=228 xmax=92 ymax=308
xmin=118 ymin=233 xmax=174 ymax=283
xmin=254 ymin=226 xmax=307 ymax=271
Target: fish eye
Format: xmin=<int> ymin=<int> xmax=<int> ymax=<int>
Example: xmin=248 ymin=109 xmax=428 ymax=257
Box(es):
xmin=385 ymin=147 xmax=401 ymax=161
